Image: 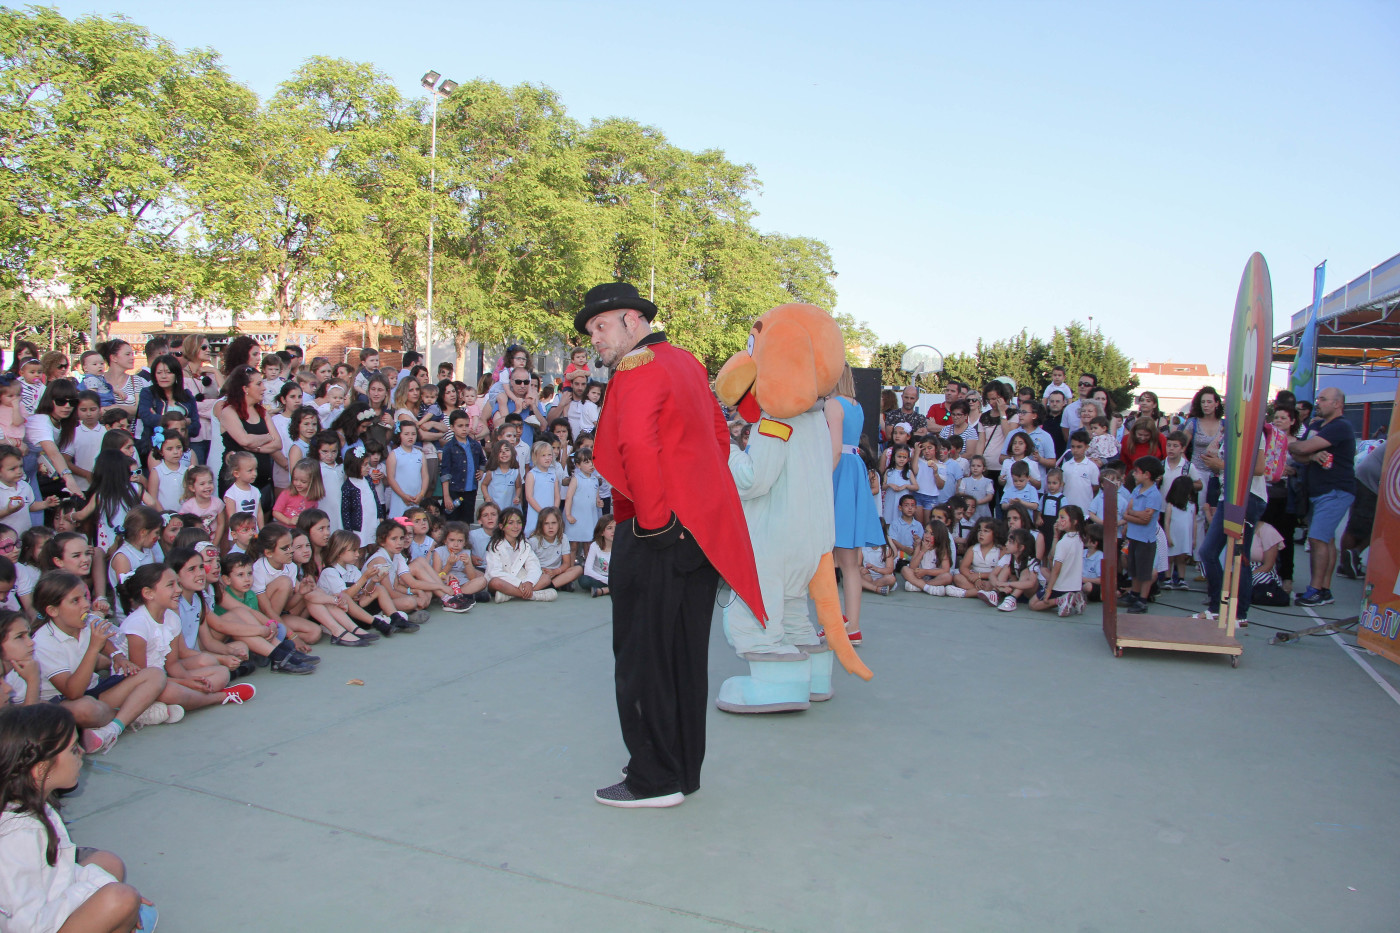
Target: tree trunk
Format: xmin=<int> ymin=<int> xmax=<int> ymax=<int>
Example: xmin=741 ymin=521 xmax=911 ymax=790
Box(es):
xmin=365 ymin=313 xmax=382 ymax=351
xmin=454 ymin=327 xmax=471 ymax=384
xmin=273 ymin=276 xmax=293 ymax=351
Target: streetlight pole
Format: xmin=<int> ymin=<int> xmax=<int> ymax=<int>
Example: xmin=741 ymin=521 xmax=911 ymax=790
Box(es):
xmin=421 ymin=71 xmax=457 ymax=378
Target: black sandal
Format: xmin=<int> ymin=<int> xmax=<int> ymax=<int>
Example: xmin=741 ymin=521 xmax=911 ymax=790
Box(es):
xmin=330 ymin=632 xmax=372 ymax=647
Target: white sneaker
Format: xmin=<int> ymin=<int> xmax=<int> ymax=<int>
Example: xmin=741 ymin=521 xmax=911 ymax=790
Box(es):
xmin=164 ymin=705 xmax=186 ymax=724
xmin=924 ymin=585 xmax=946 ymax=596
xmin=904 ymin=581 xmax=921 ymax=593
xmin=131 ymin=702 xmax=170 ymax=730
xmin=998 ymin=596 xmax=1018 ymax=612
xmin=944 ymin=586 xmax=967 ymax=598
xmin=85 ymin=722 xmax=120 ymax=755
xmin=530 ymin=588 xmax=558 ymax=602
xmin=492 ymin=590 xmax=511 ymax=604
xmin=978 ymin=590 xmax=999 ymax=607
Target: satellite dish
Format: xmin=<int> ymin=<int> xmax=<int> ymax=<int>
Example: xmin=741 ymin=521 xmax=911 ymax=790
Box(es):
xmin=994 ymin=375 xmax=1018 ymax=393
xmin=900 ymin=344 xmax=944 ymax=379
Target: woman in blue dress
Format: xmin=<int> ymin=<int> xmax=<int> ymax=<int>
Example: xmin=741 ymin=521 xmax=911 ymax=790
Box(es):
xmin=828 ymin=364 xmax=887 ymax=645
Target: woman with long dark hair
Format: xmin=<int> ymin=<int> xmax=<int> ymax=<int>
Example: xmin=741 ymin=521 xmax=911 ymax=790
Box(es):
xmin=136 ymin=353 xmax=199 ymax=459
xmin=975 ymin=379 xmax=1015 ymax=491
xmin=25 ymin=380 xmax=83 ymax=502
xmin=4 ymin=339 xmax=39 ymax=376
xmin=95 ymin=338 xmax=142 ymax=420
xmin=220 ymin=335 xmax=262 ymax=377
xmin=217 ymin=365 xmax=280 ymax=509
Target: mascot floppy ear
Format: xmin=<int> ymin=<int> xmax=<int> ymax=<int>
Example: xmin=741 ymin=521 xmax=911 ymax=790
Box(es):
xmin=750 ymin=305 xmax=846 ymax=419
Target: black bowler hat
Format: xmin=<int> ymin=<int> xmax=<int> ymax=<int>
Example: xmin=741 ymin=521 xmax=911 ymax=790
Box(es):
xmin=574 ymin=282 xmax=658 ymax=334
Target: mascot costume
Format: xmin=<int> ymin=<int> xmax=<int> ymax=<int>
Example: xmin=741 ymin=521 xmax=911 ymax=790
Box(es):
xmin=712 ymin=304 xmax=874 ymax=712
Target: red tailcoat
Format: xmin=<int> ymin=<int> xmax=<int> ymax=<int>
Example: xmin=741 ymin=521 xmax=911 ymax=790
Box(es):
xmin=594 ymin=339 xmax=767 ymax=623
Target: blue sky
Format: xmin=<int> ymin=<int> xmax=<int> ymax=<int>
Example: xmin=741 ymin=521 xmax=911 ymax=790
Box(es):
xmin=53 ymin=0 xmax=1400 ymax=370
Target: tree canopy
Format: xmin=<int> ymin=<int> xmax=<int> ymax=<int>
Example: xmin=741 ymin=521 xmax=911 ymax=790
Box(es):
xmin=0 ymin=7 xmax=865 ymax=364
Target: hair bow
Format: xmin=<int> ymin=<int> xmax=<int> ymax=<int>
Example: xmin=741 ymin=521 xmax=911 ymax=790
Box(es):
xmin=351 ymin=440 xmax=366 ymax=456
xmin=151 ymin=427 xmax=165 ymax=446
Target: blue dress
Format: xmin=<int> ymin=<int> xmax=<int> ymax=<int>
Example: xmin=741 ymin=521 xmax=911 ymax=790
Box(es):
xmin=524 ymin=466 xmax=557 ymax=536
xmin=832 ymin=396 xmax=885 ymax=548
xmin=487 ymin=468 xmax=517 ymax=513
xmin=566 ymin=470 xmax=602 ymax=543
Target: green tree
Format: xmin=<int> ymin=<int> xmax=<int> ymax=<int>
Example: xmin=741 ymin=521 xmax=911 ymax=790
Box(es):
xmin=428 ymin=80 xmax=603 ymax=373
xmin=201 ymin=57 xmax=428 ymax=349
xmin=582 ymin=118 xmax=791 ymax=369
xmin=941 ymin=322 xmax=1137 ymax=405
xmin=0 ymin=289 xmax=88 ymax=353
xmin=871 ymin=342 xmax=909 ymax=388
xmin=0 ymin=8 xmax=257 ymax=333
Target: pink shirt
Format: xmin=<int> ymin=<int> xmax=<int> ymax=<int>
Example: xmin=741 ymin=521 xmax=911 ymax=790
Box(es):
xmin=273 ymin=491 xmax=316 ymax=522
xmin=179 ymin=496 xmax=224 ymax=536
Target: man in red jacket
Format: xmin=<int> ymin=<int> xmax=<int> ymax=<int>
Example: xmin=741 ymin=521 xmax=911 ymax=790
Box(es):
xmin=579 ymin=282 xmax=765 ymax=809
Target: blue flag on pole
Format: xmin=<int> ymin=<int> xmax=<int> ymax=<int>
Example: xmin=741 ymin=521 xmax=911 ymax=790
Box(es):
xmin=1289 ymin=261 xmax=1325 ymax=404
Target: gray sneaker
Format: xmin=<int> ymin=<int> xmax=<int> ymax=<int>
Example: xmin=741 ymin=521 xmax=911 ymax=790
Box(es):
xmin=407 ymin=609 xmax=432 ymax=624
xmin=594 ymin=780 xmax=684 ymax=809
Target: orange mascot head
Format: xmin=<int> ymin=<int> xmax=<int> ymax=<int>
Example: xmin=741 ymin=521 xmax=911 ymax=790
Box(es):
xmin=714 ymin=304 xmax=846 ymax=421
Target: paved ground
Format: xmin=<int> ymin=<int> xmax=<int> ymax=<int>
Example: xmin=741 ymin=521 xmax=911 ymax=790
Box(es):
xmin=63 ymin=570 xmax=1400 ymax=932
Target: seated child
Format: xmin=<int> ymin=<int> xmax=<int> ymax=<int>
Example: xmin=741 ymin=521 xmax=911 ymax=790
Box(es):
xmin=0 ymin=704 xmax=159 ymax=933
xmin=901 ymin=521 xmax=955 ymax=595
xmin=484 ymin=507 xmax=555 ymax=603
xmin=580 ymin=514 xmax=614 ymax=597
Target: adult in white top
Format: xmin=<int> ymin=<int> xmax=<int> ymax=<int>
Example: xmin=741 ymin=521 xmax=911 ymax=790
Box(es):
xmin=25 ymin=384 xmax=83 ymax=498
xmin=1060 ymin=372 xmax=1097 ymax=437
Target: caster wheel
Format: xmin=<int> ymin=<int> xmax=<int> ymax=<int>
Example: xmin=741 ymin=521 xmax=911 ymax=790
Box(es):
xmin=1114 ymin=647 xmax=1123 ymax=657
xmin=1230 ymin=656 xmax=1240 ymax=668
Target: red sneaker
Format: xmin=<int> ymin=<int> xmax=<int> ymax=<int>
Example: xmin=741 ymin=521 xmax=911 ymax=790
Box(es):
xmin=221 ymin=683 xmax=257 ymax=705
xmin=846 ymin=630 xmax=863 ymax=646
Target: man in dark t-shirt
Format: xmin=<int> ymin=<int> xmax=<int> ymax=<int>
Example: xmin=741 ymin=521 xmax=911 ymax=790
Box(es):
xmin=1288 ymin=387 xmax=1355 ymax=606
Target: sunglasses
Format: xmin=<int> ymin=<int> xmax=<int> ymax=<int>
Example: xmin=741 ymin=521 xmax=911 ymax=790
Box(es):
xmin=53 ymin=399 xmax=73 ymax=407
xmin=1079 ymin=381 xmax=1094 ymax=387
xmin=512 ymin=379 xmax=529 ymax=385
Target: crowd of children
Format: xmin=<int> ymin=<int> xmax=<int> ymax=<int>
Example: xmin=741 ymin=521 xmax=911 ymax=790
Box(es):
xmin=0 ymin=338 xmax=627 ymax=930
xmin=850 ymin=369 xmax=1292 ymax=624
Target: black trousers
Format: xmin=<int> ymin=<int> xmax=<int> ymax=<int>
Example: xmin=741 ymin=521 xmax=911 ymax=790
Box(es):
xmin=444 ymin=490 xmax=477 ymax=524
xmin=611 ymin=518 xmax=719 ymax=798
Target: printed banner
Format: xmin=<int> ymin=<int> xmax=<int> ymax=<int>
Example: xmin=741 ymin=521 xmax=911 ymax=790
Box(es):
xmin=1222 ymin=252 xmax=1273 ymax=539
xmin=1357 ymin=379 xmax=1400 ymax=665
xmin=1288 ymin=261 xmax=1325 ymax=404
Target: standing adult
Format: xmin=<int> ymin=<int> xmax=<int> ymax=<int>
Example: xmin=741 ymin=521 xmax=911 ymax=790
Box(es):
xmin=1061 ymin=372 xmax=1098 ymax=440
xmin=975 ymin=380 xmax=1016 ymax=491
xmin=137 ymin=337 xmax=168 ymax=383
xmin=97 ymin=339 xmax=145 ymax=421
xmin=1339 ymin=437 xmax=1386 ymax=579
xmin=217 ymin=366 xmax=280 ymax=512
xmin=25 ymin=381 xmax=83 ymax=512
xmin=492 ymin=367 xmax=547 ymax=446
xmin=925 ymin=379 xmax=963 ymax=427
xmin=180 ymin=335 xmax=219 ymax=467
xmin=938 ymin=399 xmax=979 ymax=451
xmin=1193 ymin=430 xmax=1268 ymax=625
xmin=487 ymin=345 xmax=531 ymax=406
xmin=830 ymin=364 xmax=887 ymax=642
xmin=1289 ymin=386 xmax=1356 ymax=606
xmin=884 ymin=385 xmax=928 ymax=437
xmin=580 ymin=282 xmax=763 ymax=809
xmin=136 ymin=354 xmax=200 ymax=460
xmin=1042 ymin=388 xmax=1069 ymax=458
xmin=1183 ymin=386 xmax=1225 ymax=536
xmin=1260 ymin=406 xmax=1301 ymax=588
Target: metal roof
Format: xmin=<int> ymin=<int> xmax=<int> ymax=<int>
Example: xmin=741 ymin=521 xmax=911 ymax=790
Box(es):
xmin=1272 ymin=250 xmax=1400 ymax=368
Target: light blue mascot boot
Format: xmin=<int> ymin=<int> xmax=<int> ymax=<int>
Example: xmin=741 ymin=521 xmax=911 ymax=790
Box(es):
xmin=806 ymin=643 xmax=834 ymax=701
xmin=715 ymin=652 xmax=812 ymax=713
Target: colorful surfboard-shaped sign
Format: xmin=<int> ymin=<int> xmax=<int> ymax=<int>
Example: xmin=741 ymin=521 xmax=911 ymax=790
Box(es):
xmin=1222 ymin=252 xmax=1273 ymax=539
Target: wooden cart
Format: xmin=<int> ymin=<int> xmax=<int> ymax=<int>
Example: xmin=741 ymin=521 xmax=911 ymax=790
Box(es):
xmin=1101 ymin=480 xmax=1242 ymax=667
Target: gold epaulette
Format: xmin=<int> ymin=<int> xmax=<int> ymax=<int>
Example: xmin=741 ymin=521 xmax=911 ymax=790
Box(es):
xmin=616 ymin=348 xmax=654 ymax=372
xmin=757 ymin=418 xmax=793 ymax=442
